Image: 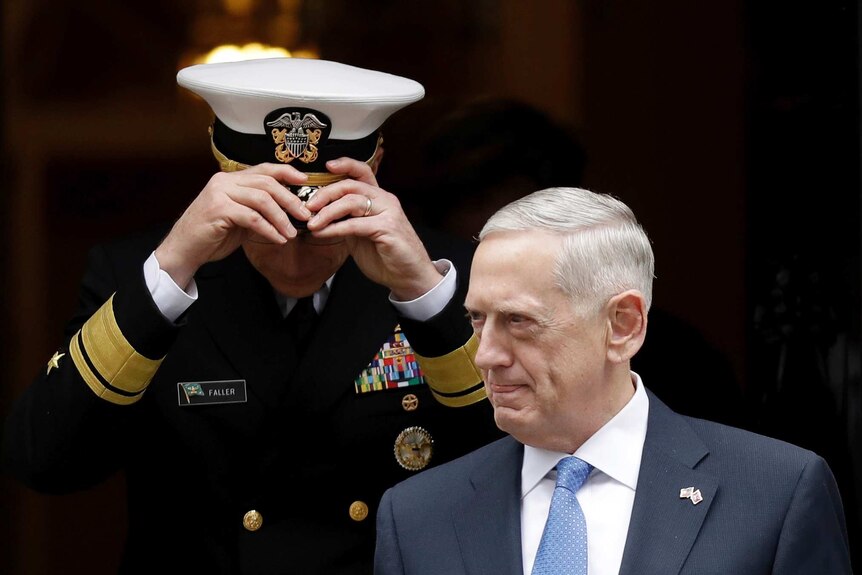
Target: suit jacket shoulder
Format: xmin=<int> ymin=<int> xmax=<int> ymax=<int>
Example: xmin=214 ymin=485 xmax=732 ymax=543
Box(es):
xmin=620 ymin=391 xmax=852 ymax=575
xmin=376 ymin=436 xmax=524 ymax=575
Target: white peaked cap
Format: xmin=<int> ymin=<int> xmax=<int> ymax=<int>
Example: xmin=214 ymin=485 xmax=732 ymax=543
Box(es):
xmin=177 ymin=57 xmax=425 ymax=140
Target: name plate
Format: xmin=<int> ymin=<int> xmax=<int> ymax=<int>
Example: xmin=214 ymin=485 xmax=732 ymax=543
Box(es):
xmin=177 ymin=379 xmax=248 ymax=406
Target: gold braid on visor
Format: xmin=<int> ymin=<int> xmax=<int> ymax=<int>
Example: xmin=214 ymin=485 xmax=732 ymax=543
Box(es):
xmin=209 ymin=132 xmax=383 ymax=188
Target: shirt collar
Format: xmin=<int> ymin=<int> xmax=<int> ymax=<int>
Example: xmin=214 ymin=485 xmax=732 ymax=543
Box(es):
xmin=521 ymin=372 xmax=649 ymax=498
xmin=277 ymin=274 xmax=335 ymax=317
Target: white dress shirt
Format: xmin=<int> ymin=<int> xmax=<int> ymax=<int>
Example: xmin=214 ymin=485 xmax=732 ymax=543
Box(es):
xmin=143 ymin=252 xmax=456 ymax=321
xmin=521 ymin=374 xmax=649 ymax=575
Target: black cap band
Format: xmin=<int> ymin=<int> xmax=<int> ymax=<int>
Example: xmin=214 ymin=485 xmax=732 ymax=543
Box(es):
xmin=211 ymin=117 xmax=380 ymax=171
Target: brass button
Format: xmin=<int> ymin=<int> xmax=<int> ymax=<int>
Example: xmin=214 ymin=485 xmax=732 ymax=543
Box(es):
xmin=243 ymin=509 xmax=263 ymax=532
xmin=349 ymin=500 xmax=369 ymax=522
xmin=394 ymin=426 xmax=433 ymax=471
xmin=401 ymin=393 xmax=419 ymax=411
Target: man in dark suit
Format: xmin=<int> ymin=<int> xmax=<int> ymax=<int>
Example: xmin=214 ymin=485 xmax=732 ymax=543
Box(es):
xmin=2 ymin=58 xmax=501 ymax=574
xmin=375 ymin=187 xmax=853 ymax=574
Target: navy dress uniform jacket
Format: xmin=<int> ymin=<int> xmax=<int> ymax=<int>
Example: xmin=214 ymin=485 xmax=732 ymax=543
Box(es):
xmin=3 ymin=227 xmax=503 ymax=574
xmin=375 ymin=390 xmax=853 ymax=575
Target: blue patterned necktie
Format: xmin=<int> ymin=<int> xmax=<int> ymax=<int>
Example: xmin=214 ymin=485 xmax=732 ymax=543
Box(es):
xmin=531 ymin=456 xmax=593 ymax=575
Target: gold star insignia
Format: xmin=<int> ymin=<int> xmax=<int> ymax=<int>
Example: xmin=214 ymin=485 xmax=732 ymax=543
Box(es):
xmin=47 ymin=351 xmax=65 ymax=375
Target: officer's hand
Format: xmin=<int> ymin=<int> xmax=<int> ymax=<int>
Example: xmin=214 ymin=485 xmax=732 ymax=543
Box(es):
xmin=155 ymin=164 xmax=310 ymax=289
xmin=304 ymin=157 xmax=443 ymax=301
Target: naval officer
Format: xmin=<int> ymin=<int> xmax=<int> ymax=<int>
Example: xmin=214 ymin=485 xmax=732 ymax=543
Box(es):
xmin=2 ymin=57 xmax=503 ymax=574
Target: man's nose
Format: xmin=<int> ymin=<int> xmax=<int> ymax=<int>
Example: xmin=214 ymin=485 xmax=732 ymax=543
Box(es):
xmin=474 ymin=325 xmax=512 ymax=370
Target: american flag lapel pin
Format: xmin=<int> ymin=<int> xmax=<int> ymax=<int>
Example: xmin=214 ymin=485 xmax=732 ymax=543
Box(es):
xmin=679 ymin=486 xmax=703 ymax=505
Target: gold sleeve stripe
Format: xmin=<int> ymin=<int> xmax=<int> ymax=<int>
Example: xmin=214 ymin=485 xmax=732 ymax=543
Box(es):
xmin=429 ymin=385 xmax=487 ymax=408
xmin=67 ymin=294 xmax=163 ymax=405
xmin=80 ymin=295 xmax=163 ymax=394
xmin=70 ymin=331 xmax=143 ymax=406
xmin=415 ymin=335 xmax=485 ymax=398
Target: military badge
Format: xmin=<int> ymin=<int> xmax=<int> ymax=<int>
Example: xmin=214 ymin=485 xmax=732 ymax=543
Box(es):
xmin=401 ymin=393 xmax=419 ymax=411
xmin=46 ymin=350 xmax=65 ymax=375
xmin=393 ymin=426 xmax=433 ymax=471
xmin=354 ymin=325 xmax=425 ymax=394
xmin=264 ymin=107 xmax=332 ymax=164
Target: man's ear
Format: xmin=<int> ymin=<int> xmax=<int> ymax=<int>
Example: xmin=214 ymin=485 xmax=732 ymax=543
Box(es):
xmin=605 ymin=290 xmax=647 ymax=364
xmin=370 ymin=145 xmax=385 ymax=175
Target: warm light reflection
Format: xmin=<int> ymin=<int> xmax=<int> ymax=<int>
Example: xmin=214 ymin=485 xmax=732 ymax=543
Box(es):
xmin=197 ymin=43 xmax=292 ymax=64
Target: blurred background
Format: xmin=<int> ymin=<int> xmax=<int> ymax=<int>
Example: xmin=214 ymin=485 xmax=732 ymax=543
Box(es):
xmin=1 ymin=0 xmax=859 ymax=572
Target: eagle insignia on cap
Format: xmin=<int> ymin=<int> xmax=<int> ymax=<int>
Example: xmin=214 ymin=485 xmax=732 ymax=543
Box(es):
xmin=266 ymin=111 xmax=328 ymax=164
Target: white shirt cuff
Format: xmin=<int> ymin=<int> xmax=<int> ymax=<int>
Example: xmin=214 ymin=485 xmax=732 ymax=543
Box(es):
xmin=389 ymin=259 xmax=457 ymax=322
xmin=143 ymin=252 xmax=198 ymax=323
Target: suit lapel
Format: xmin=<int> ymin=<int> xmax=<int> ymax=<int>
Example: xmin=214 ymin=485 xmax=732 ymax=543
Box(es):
xmin=194 ymin=251 xmax=298 ymax=407
xmin=454 ymin=436 xmax=525 ymax=575
xmin=618 ymin=391 xmax=718 ymax=575
xmin=193 ymin=254 xmax=398 ymax=411
xmin=290 ymin=257 xmax=398 ymax=410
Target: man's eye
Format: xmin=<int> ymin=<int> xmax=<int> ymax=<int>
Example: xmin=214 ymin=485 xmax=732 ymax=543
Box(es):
xmin=466 ymin=312 xmax=485 ymax=334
